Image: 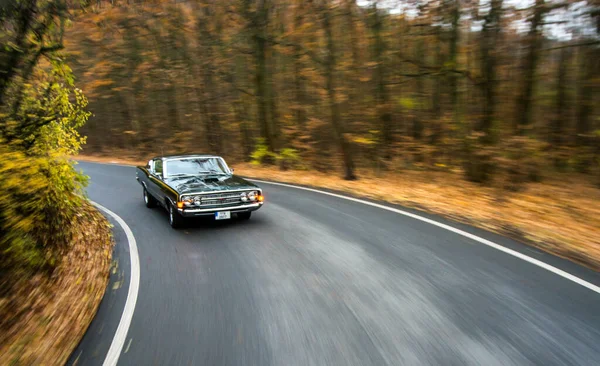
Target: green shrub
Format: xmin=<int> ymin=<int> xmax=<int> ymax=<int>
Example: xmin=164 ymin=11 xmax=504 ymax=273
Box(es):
xmin=250 ymin=138 xmax=277 ymax=165
xmin=277 ymin=148 xmax=300 ymax=171
xmin=0 ymin=147 xmax=49 ymax=274
xmin=0 ymin=75 xmax=91 ymax=276
xmin=250 ymin=140 xmax=301 ymax=170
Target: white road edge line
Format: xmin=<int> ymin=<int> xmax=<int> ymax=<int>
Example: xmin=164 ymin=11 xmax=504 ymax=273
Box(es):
xmin=92 ymin=202 xmax=140 ymax=366
xmin=248 ymin=179 xmax=600 ymax=295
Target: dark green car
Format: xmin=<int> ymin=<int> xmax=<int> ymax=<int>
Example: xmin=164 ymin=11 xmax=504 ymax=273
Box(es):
xmin=136 ymin=154 xmax=264 ymax=228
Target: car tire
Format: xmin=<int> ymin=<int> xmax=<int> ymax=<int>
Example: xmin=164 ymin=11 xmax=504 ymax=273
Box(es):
xmin=168 ymin=203 xmax=184 ymax=229
xmin=143 ymin=187 xmax=157 ymax=208
xmin=237 ymin=212 xmax=251 ymax=220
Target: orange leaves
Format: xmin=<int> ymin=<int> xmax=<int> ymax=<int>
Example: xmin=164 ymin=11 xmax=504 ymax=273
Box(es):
xmin=88 ymin=79 xmax=115 ymax=89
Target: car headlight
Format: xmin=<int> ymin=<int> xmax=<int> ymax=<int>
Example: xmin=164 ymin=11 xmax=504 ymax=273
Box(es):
xmin=240 ymin=192 xmax=248 ymax=202
xmin=181 ymin=196 xmax=201 ymax=207
xmin=247 ymin=191 xmax=256 ymax=201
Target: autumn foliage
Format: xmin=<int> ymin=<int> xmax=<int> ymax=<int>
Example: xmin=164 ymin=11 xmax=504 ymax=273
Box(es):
xmin=67 ymin=0 xmax=600 ymax=186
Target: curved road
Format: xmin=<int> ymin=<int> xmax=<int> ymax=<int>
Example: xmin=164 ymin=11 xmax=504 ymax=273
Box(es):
xmin=70 ymin=161 xmax=600 ymax=366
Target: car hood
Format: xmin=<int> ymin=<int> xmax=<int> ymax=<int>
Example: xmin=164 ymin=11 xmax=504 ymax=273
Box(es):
xmin=165 ymin=174 xmax=259 ymax=195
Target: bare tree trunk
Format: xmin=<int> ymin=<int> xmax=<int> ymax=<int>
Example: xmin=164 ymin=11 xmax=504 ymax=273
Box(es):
xmin=370 ymin=4 xmax=392 ymax=159
xmin=253 ymin=0 xmax=276 ymax=155
xmin=322 ymin=2 xmax=356 ymax=180
xmin=448 ymin=0 xmax=460 ymax=117
xmin=293 ymin=2 xmax=307 ymax=131
xmin=413 ymin=39 xmax=425 ymax=140
xmin=196 ymin=5 xmax=223 ymax=154
xmin=464 ymin=0 xmax=503 ymax=183
xmin=431 ymin=25 xmax=442 ymax=144
xmin=478 ymin=0 xmax=503 ymax=144
xmin=267 ymin=41 xmax=280 ymax=151
xmin=395 ymin=19 xmax=406 ymax=137
xmin=344 ymin=0 xmax=361 ymax=134
xmin=515 ymin=0 xmax=544 ymax=135
xmin=552 ymin=48 xmax=569 ymax=168
xmin=577 ymin=46 xmax=598 ymax=145
xmin=432 ymin=34 xmax=442 ymax=120
xmin=346 ymin=0 xmax=360 ymax=73
xmin=553 ymin=48 xmax=568 ymax=145
xmin=234 ymin=54 xmax=253 ymax=160
xmin=575 ymin=10 xmax=600 ymax=174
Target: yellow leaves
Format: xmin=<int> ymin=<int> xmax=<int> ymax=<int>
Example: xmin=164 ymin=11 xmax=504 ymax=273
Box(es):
xmin=352 ymin=136 xmax=377 ymax=145
xmin=397 ymin=97 xmax=416 ymax=110
xmin=349 ymin=131 xmax=379 ymax=146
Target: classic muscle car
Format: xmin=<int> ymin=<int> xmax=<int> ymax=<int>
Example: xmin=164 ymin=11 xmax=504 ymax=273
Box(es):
xmin=136 ymin=154 xmax=264 ymax=228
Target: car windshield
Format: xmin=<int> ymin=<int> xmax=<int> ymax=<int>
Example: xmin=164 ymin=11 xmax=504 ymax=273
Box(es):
xmin=165 ymin=157 xmax=230 ymax=178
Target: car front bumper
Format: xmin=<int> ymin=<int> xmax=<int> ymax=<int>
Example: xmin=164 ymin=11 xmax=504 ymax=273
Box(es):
xmin=177 ymin=202 xmax=263 ymax=217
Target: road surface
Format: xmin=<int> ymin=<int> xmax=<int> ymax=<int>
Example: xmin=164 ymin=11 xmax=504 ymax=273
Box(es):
xmin=69 ymin=161 xmax=600 ymax=366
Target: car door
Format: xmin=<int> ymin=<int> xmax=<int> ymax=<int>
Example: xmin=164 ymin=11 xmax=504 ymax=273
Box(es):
xmin=147 ymin=158 xmax=165 ymax=204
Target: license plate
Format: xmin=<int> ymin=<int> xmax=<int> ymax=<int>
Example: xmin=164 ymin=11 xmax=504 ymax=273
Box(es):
xmin=214 ymin=211 xmax=231 ymax=220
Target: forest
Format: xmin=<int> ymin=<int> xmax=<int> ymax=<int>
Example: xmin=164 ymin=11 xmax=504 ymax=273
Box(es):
xmin=69 ymin=0 xmax=599 ymax=186
xmin=0 ymin=0 xmax=599 ymax=361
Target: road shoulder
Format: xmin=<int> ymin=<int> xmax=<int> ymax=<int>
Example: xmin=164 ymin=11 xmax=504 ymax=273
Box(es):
xmin=0 ymin=204 xmax=113 ymax=365
xmin=67 ymin=208 xmax=132 ymax=366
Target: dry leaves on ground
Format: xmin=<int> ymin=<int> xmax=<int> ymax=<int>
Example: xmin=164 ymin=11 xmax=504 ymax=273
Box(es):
xmin=0 ymin=203 xmax=114 ymax=365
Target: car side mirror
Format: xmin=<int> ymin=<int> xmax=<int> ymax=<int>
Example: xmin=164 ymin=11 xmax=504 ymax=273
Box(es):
xmin=156 ymin=173 xmax=163 ymax=180
xmin=230 ymin=168 xmax=235 ymax=174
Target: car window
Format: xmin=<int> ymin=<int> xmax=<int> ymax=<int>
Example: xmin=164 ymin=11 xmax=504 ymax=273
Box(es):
xmin=154 ymin=159 xmax=163 ymax=175
xmin=165 ymin=158 xmax=229 ymax=177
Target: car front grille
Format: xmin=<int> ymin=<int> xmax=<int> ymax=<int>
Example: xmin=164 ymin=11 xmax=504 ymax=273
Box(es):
xmin=200 ymin=192 xmax=242 ymax=207
xmin=182 ymin=191 xmax=259 ymax=209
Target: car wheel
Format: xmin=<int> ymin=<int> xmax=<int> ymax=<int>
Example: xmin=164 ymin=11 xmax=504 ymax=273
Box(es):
xmin=143 ymin=187 xmax=156 ymax=208
xmin=237 ymin=212 xmax=251 ymax=220
xmin=169 ymin=203 xmax=184 ymax=229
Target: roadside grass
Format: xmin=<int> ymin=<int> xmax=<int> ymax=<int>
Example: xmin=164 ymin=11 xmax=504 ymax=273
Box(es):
xmin=0 ymin=203 xmax=113 ymax=365
xmin=77 ymin=154 xmax=600 ymax=271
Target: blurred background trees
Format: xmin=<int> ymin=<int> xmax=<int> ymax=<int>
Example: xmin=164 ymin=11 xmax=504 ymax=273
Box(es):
xmin=66 ymin=0 xmax=600 ymax=185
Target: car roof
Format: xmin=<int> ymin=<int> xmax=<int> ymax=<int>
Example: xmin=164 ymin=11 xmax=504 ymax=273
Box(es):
xmin=151 ymin=154 xmax=222 ymax=160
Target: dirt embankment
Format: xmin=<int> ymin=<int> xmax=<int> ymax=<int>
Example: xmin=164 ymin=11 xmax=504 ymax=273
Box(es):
xmin=0 ymin=203 xmax=114 ymax=365
xmin=78 ymin=154 xmax=600 ymax=272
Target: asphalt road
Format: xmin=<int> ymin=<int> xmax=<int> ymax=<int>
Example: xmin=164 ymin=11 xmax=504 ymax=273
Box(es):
xmin=70 ymin=161 xmax=600 ymax=366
